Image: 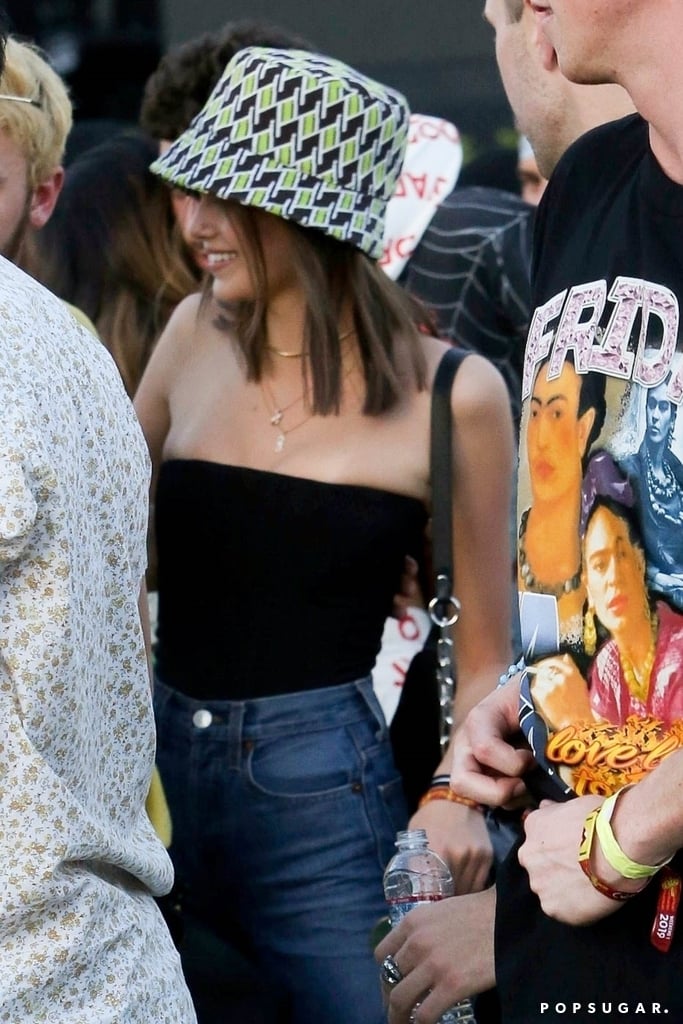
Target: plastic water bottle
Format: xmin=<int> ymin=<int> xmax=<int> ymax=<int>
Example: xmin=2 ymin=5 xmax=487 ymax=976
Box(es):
xmin=383 ymin=829 xmax=477 ymax=1023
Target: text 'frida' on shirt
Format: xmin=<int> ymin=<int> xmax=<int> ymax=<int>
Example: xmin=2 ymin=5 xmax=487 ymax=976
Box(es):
xmin=522 ymin=276 xmax=682 ymax=402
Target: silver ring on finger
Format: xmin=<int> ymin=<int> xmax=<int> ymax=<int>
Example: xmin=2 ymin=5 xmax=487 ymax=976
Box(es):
xmin=380 ymin=954 xmax=404 ymax=988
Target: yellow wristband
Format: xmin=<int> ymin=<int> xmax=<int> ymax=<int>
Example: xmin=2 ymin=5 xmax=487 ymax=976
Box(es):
xmin=595 ymin=788 xmax=672 ymax=880
xmin=578 ymin=807 xmax=637 ymax=901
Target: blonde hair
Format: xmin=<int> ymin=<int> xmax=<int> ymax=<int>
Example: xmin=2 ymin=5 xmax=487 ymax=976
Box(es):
xmin=0 ymin=37 xmax=72 ymax=187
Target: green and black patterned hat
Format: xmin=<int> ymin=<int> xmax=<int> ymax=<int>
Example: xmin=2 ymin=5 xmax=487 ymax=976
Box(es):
xmin=150 ymin=46 xmax=410 ymax=260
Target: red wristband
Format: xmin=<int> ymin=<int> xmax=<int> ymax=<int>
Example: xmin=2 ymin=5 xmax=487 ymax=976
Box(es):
xmin=578 ymin=807 xmax=642 ymax=902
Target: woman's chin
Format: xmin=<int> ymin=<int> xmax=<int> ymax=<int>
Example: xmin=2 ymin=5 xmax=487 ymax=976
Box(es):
xmin=211 ymin=279 xmax=249 ymax=304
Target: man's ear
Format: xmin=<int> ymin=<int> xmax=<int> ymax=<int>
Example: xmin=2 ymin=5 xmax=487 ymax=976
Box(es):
xmin=28 ymin=166 xmax=64 ymax=229
xmin=525 ymin=0 xmax=559 ymax=72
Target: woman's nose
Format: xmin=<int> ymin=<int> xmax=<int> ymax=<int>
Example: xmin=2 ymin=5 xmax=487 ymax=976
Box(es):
xmin=605 ymin=554 xmax=620 ymax=585
xmin=185 ymin=195 xmax=215 ymax=238
xmin=535 ymin=413 xmax=551 ymax=448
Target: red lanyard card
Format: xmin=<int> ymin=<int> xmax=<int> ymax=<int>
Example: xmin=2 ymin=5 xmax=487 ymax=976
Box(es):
xmin=650 ymin=868 xmax=682 ymax=953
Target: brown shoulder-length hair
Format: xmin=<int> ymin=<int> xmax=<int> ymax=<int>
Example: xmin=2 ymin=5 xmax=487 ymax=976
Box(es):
xmin=208 ymin=204 xmax=430 ymax=416
xmin=23 ymin=131 xmax=201 ymax=397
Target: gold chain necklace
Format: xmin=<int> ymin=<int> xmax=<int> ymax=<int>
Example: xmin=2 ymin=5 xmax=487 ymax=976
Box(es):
xmin=266 ymin=326 xmax=355 ymax=359
xmin=266 ymin=346 xmax=304 ymax=358
xmin=262 ymin=346 xmax=357 ymax=453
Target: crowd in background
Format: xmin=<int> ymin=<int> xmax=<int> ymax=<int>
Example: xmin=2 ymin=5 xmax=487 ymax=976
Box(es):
xmin=4 ymin=2 xmax=683 ymax=1023
xmin=0 ymin=17 xmax=521 ymax=1024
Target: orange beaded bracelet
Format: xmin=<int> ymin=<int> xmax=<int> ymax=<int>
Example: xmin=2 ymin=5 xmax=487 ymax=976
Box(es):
xmin=418 ymin=786 xmax=484 ymax=812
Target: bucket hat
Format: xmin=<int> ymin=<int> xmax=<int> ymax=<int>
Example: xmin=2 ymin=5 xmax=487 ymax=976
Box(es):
xmin=151 ymin=46 xmax=410 ymax=260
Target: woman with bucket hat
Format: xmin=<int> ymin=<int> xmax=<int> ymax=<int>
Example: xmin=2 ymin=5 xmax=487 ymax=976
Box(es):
xmin=135 ymin=46 xmax=513 ymax=1023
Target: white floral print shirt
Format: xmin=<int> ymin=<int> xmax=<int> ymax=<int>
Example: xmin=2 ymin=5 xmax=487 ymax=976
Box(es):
xmin=0 ymin=259 xmax=195 ymax=1023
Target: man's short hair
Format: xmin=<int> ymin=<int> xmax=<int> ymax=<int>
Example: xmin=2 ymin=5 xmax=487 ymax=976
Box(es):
xmin=0 ymin=37 xmax=73 ymax=187
xmin=140 ymin=20 xmax=313 ymax=142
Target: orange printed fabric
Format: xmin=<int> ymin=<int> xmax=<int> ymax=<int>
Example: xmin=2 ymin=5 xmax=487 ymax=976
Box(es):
xmin=546 ymin=715 xmax=683 ymax=797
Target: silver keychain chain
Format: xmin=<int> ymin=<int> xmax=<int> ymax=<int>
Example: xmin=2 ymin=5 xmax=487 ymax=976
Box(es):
xmin=428 ymin=573 xmax=461 ymax=754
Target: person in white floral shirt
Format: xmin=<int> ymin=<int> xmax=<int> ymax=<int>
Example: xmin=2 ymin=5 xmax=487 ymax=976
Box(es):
xmin=0 ymin=16 xmax=196 ymax=1020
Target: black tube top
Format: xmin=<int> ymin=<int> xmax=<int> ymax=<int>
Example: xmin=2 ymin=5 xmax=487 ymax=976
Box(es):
xmin=154 ymin=459 xmax=428 ymax=700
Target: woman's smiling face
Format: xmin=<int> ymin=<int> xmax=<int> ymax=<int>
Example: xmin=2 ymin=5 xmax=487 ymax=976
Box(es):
xmin=182 ymin=194 xmax=299 ymax=306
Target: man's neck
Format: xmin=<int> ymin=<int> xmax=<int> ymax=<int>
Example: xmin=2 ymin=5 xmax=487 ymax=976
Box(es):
xmin=647 ymin=123 xmax=683 ymax=186
xmin=572 ymin=83 xmax=635 ymax=143
xmin=548 ymin=84 xmax=635 ymax=178
xmin=619 ymin=38 xmax=683 ymax=184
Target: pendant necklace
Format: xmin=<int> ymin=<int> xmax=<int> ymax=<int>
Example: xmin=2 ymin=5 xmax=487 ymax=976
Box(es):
xmin=261 ymin=328 xmax=357 ymax=453
xmin=262 ymin=380 xmax=308 ymax=452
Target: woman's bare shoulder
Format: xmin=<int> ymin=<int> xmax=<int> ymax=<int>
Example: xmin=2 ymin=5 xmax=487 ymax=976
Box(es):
xmin=162 ymin=291 xmax=204 ymax=338
xmin=136 ymin=292 xmax=217 ymax=404
xmin=419 ymin=336 xmax=510 ymax=416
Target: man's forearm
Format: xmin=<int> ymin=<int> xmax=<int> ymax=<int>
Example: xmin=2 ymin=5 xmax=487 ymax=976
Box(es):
xmin=612 ymin=749 xmax=683 ymax=868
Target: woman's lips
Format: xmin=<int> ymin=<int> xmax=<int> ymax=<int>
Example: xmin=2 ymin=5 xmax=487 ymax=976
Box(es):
xmin=607 ymin=594 xmax=628 ymax=616
xmin=533 ymin=459 xmax=554 ymax=482
xmin=193 ymin=250 xmax=237 ymax=273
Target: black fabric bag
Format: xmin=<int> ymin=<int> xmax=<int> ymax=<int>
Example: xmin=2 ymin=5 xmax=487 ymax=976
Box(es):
xmin=390 ymin=624 xmax=442 ymax=814
xmin=390 ymin=348 xmax=468 ymax=814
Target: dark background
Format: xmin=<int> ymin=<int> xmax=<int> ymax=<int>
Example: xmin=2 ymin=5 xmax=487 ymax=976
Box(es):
xmin=4 ymin=0 xmax=516 ymax=168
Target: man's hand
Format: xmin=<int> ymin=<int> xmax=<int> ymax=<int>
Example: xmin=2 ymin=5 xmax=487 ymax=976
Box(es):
xmin=410 ymin=799 xmax=494 ymax=894
xmin=518 ymin=797 xmax=633 ymax=924
xmin=375 ymin=889 xmax=496 ymax=1024
xmin=450 ymin=676 xmax=534 ymax=808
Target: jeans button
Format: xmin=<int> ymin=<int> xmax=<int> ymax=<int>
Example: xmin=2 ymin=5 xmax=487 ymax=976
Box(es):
xmin=192 ymin=709 xmax=213 ymax=728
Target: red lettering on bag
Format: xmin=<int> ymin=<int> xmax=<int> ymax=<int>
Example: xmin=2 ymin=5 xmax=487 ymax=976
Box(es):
xmin=392 ymin=660 xmax=408 ymax=688
xmin=394 ymin=172 xmax=451 ymax=202
xmin=408 ymin=116 xmax=461 ymax=145
xmin=379 ymin=236 xmax=417 ymax=267
xmin=398 ymin=613 xmax=421 ymax=642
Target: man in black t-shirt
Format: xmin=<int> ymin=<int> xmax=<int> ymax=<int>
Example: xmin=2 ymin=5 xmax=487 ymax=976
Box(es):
xmin=376 ymin=0 xmax=683 ymax=1021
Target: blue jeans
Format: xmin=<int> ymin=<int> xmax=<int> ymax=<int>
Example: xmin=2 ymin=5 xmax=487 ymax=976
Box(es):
xmin=154 ymin=675 xmax=408 ymax=1024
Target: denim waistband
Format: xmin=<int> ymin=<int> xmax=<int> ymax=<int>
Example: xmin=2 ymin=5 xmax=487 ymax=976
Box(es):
xmin=153 ymin=673 xmax=386 ymax=739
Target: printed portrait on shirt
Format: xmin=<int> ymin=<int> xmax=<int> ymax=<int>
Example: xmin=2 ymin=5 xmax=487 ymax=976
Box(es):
xmin=517 ymin=283 xmax=683 ymax=798
xmin=517 ymin=354 xmax=607 ymax=649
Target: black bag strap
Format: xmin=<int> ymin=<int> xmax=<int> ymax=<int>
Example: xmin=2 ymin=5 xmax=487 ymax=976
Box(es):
xmin=429 ymin=346 xmax=470 ymax=751
xmin=429 ymin=346 xmax=470 ymax=620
